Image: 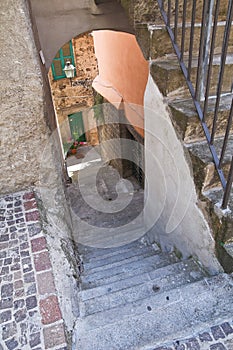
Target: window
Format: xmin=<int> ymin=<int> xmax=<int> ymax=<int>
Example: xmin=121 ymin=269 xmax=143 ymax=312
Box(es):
xmin=51 ymin=41 xmax=75 ymax=80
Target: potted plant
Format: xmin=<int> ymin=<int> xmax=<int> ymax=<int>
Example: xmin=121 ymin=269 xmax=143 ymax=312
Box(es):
xmin=69 ymin=140 xmax=79 ymax=155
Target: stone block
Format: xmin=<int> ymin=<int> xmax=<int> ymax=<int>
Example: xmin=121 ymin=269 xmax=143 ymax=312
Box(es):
xmin=43 ymin=323 xmax=66 ymax=349
xmin=33 ymin=251 xmax=51 ymax=272
xmin=37 ymin=271 xmax=56 ymax=295
xmin=40 ymin=295 xmax=62 ymax=324
xmin=31 ymin=237 xmax=47 ymax=253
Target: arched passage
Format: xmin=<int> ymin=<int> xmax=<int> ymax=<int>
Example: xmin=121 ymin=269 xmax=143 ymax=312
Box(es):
xmin=47 ymin=29 xmax=149 ymax=247
xmin=29 ymin=0 xmax=134 ymax=69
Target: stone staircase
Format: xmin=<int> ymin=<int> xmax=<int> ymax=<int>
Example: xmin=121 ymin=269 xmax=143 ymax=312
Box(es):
xmin=137 ymin=3 xmax=233 ymax=272
xmin=72 ymin=238 xmax=233 ymax=349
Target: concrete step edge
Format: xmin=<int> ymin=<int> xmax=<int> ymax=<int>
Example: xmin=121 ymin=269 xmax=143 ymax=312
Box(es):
xmin=81 ymin=252 xmax=177 ymax=282
xmin=82 ymin=248 xmax=159 ymax=274
xmin=81 ymin=253 xmax=178 ymax=288
xmin=80 ymin=241 xmax=160 ymax=265
xmin=79 ymin=258 xmax=206 ymax=307
xmin=74 ymin=274 xmax=233 ymax=350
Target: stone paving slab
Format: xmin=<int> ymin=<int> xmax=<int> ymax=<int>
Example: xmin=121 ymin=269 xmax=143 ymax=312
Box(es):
xmin=152 ymin=320 xmax=233 ymax=350
xmin=0 ymin=190 xmax=68 ymax=350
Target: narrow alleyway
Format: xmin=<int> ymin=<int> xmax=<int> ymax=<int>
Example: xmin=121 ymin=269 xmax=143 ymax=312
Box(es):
xmin=66 ymin=145 xmax=145 ymax=249
xmin=1 ymin=148 xmax=233 ymax=349
xmin=67 ymin=146 xmax=233 ymax=350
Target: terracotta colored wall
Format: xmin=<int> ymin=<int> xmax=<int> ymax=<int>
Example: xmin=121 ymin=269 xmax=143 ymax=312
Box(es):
xmin=92 ymin=30 xmax=149 ymax=135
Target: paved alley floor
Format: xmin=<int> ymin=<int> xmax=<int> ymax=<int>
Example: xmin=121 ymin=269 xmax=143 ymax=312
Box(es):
xmin=66 ymin=147 xmax=145 ymax=249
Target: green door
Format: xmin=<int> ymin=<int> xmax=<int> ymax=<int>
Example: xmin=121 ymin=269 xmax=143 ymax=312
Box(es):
xmin=68 ymin=112 xmax=86 ymax=142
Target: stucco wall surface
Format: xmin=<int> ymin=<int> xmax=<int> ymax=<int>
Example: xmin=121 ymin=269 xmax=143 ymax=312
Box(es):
xmin=0 ymin=0 xmax=50 ymax=193
xmin=144 ymin=75 xmax=222 ymax=274
xmin=93 ymin=30 xmax=149 ymax=137
xmin=29 ymin=0 xmax=134 ymax=69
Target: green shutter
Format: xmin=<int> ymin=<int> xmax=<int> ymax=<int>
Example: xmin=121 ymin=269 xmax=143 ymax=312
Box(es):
xmin=51 ymin=41 xmax=75 ymax=80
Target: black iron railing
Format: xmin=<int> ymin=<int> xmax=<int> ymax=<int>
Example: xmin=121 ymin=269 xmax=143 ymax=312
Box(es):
xmin=157 ymin=0 xmax=233 ymax=209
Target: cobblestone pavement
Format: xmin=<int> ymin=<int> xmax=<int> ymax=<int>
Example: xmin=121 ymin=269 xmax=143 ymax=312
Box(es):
xmin=153 ymin=320 xmax=233 ymax=350
xmin=0 ymin=190 xmax=68 ymax=350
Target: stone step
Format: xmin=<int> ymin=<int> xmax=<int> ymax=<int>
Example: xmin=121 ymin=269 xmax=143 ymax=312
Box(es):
xmin=186 ymin=136 xmax=233 ymax=165
xmin=75 ymin=222 xmax=146 ymax=249
xmin=151 ymin=54 xmax=233 ymax=97
xmin=81 ymin=252 xmax=178 ymax=289
xmin=79 ymin=238 xmax=158 ymax=261
xmin=169 ymin=94 xmax=233 ymax=143
xmin=168 ymin=96 xmax=233 ymax=231
xmin=184 ymin=136 xmax=233 ymax=196
xmin=148 ymin=23 xmax=233 ymax=59
xmin=79 ymin=259 xmax=206 ymax=315
xmin=135 ymin=0 xmax=231 ymax=59
xmin=83 ymin=249 xmax=158 ymax=275
xmin=79 ymin=239 xmax=159 ymax=263
xmin=82 ymin=244 xmax=159 ymax=272
xmin=73 ymin=274 xmax=233 ymax=350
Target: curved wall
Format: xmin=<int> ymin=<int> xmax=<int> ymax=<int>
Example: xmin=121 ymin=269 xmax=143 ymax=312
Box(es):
xmin=29 ymin=0 xmax=134 ymax=69
xmin=92 ymin=30 xmax=149 ymax=136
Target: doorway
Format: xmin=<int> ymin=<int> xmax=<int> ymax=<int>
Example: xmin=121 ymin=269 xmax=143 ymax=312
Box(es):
xmin=68 ymin=112 xmax=86 ymax=142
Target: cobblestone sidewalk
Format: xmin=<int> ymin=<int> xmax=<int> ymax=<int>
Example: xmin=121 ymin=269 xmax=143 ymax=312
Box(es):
xmin=154 ymin=321 xmax=233 ymax=350
xmin=0 ymin=190 xmax=68 ymax=350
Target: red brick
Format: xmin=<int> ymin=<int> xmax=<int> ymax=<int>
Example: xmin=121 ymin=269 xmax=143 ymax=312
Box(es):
xmin=26 ymin=211 xmax=40 ymax=222
xmin=24 ymin=200 xmax=37 ymax=211
xmin=23 ymin=192 xmax=35 ymax=200
xmin=34 ymin=251 xmax=51 ymax=272
xmin=43 ymin=323 xmax=66 ymax=349
xmin=37 ymin=271 xmax=56 ymax=295
xmin=40 ymin=295 xmax=62 ymax=325
xmin=31 ymin=237 xmax=47 ymax=253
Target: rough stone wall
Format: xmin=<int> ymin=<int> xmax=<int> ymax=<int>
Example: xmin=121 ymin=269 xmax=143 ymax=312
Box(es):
xmin=96 ymin=101 xmax=144 ymax=183
xmin=0 ymin=0 xmax=50 ymax=193
xmin=96 ymin=102 xmax=125 ymax=175
xmin=0 ymin=0 xmax=72 ymax=230
xmin=0 ymin=1 xmax=82 ymax=340
xmin=48 ymin=33 xmax=99 ymax=146
xmin=0 ymin=0 xmax=75 ymax=233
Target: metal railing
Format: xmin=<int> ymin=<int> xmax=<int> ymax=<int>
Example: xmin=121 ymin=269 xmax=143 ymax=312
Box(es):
xmin=157 ymin=0 xmax=233 ymax=209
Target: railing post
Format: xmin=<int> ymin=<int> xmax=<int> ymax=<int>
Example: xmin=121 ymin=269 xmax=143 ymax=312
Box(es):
xmin=157 ymin=0 xmax=233 ymax=209
xmin=222 ymin=157 xmax=233 ymax=209
xmin=196 ymin=0 xmax=215 ymax=102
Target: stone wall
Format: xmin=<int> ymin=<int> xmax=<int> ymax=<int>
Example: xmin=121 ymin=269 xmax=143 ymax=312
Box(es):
xmin=0 ymin=0 xmax=53 ymax=194
xmin=0 ymin=0 xmax=72 ymax=234
xmin=96 ymin=102 xmax=126 ymax=176
xmin=48 ymin=33 xmax=99 ymax=147
xmin=96 ymin=100 xmax=144 ymax=184
xmin=0 ymin=1 xmax=84 ymax=340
